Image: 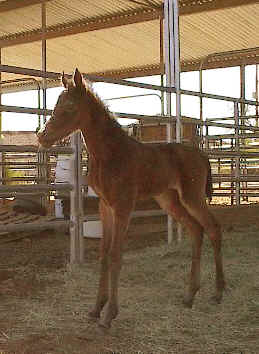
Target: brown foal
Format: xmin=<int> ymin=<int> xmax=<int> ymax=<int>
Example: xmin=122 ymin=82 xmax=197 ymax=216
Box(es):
xmin=37 ymin=69 xmax=225 ymax=329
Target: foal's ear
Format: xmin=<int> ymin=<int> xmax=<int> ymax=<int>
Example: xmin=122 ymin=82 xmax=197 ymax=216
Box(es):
xmin=73 ymin=68 xmax=84 ymax=90
xmin=61 ymin=71 xmax=68 ymax=88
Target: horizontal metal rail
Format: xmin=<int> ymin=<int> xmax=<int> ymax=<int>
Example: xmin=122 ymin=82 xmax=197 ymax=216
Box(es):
xmin=213 ymin=186 xmax=259 ymax=191
xmin=213 ymin=176 xmax=259 ymax=183
xmin=0 ymin=192 xmax=50 ymax=198
xmin=0 ymin=183 xmax=73 ymax=194
xmin=0 ymin=161 xmax=41 ymax=166
xmin=0 ymin=64 xmax=168 ymax=93
xmin=86 ymin=209 xmax=167 ymax=222
xmin=0 ymin=102 xmax=258 ymax=132
xmin=207 ymin=151 xmax=259 ymax=158
xmin=0 ymin=104 xmax=52 ymax=116
xmin=180 ymin=89 xmax=258 ymax=106
xmin=206 ymin=133 xmax=259 ymax=140
xmin=1 ymin=64 xmax=259 ymax=105
xmin=0 ymin=219 xmax=71 ymax=233
xmin=205 ymin=124 xmax=259 ymax=131
xmin=207 ymin=114 xmax=259 ymax=121
xmin=0 ymin=102 xmax=257 ymax=132
xmin=213 ymin=193 xmax=259 ymax=198
xmin=0 ymin=145 xmax=74 ymax=154
xmin=0 ymin=177 xmax=47 ymax=183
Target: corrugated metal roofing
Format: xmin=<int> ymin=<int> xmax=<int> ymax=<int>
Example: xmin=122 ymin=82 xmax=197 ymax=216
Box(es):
xmin=180 ymin=4 xmax=259 ymax=66
xmin=0 ymin=0 xmax=258 ymax=89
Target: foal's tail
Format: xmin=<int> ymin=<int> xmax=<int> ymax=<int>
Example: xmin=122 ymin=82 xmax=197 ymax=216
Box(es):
xmin=206 ymin=160 xmax=213 ymax=202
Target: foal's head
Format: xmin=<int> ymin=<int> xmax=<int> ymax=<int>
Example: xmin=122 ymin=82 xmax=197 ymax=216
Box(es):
xmin=37 ymin=68 xmax=87 ymax=148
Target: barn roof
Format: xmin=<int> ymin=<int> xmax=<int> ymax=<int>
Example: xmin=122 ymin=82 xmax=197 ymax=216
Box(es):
xmin=0 ymin=0 xmax=259 ymax=90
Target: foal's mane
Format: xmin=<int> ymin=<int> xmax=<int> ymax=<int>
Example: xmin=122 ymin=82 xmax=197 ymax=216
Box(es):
xmin=77 ymin=78 xmax=129 ymax=135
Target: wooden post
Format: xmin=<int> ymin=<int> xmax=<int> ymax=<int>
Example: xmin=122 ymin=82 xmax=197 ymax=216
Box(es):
xmin=70 ymin=132 xmax=84 ymax=263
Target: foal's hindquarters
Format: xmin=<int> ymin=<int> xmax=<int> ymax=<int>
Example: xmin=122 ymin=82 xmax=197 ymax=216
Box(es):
xmin=155 ymin=188 xmax=225 ymax=308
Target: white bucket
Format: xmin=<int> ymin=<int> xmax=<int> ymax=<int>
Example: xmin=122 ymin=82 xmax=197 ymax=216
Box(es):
xmin=56 ymin=155 xmax=98 ymax=197
xmin=83 ymin=220 xmax=102 ymax=238
xmin=87 ymin=186 xmax=98 ymax=197
xmin=55 ymin=155 xmax=72 ymax=183
xmin=55 ymin=199 xmax=64 ymax=218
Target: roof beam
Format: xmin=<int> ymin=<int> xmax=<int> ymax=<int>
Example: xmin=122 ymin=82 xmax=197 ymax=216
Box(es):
xmin=179 ymin=0 xmax=259 ymax=15
xmin=0 ymin=8 xmax=161 ymax=48
xmin=181 ymin=47 xmax=259 ymax=72
xmin=0 ymin=0 xmax=51 ymax=13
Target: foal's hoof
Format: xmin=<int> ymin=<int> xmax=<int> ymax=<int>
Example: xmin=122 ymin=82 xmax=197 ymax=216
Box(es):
xmin=183 ymin=300 xmax=193 ymax=308
xmin=88 ymin=310 xmax=100 ymax=322
xmin=183 ymin=296 xmax=194 ymax=308
xmin=211 ymin=294 xmax=223 ymax=304
xmin=98 ymin=320 xmax=111 ymax=332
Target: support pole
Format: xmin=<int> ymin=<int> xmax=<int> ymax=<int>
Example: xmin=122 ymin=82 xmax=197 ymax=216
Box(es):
xmin=256 ymin=64 xmax=258 ymax=126
xmin=199 ymin=62 xmax=204 ymax=146
xmin=70 ymin=132 xmax=84 ymax=263
xmin=159 ymin=17 xmax=165 ymax=116
xmin=39 ymin=2 xmax=48 ymax=211
xmin=164 ymin=0 xmax=174 ymax=244
xmin=234 ymin=102 xmax=240 ymax=206
xmin=172 ymin=0 xmax=181 ymax=144
xmin=0 ymin=48 xmax=2 ymax=185
xmin=163 ymin=0 xmax=182 ymax=244
xmin=41 ymin=2 xmax=47 ymax=126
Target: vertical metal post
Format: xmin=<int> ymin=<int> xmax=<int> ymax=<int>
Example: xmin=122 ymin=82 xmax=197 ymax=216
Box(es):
xmin=240 ymin=65 xmax=246 ymax=119
xmin=199 ymin=62 xmax=204 ymax=147
xmin=159 ymin=17 xmax=165 ymax=116
xmin=39 ymin=2 xmax=48 ymax=211
xmin=42 ymin=2 xmax=47 ymax=125
xmin=70 ymin=132 xmax=84 ymax=263
xmin=163 ymin=0 xmax=182 ymax=244
xmin=240 ymin=64 xmax=246 ymax=202
xmin=164 ymin=0 xmax=173 ymax=244
xmin=173 ymin=0 xmax=182 ymax=242
xmin=234 ymin=102 xmax=240 ymax=206
xmin=256 ymin=64 xmax=258 ymax=126
xmin=0 ymin=48 xmax=2 ymax=185
xmin=164 ymin=0 xmax=174 ymax=244
xmin=164 ymin=0 xmax=174 ymax=140
xmin=172 ymin=0 xmax=181 ymax=145
xmin=205 ymin=124 xmax=209 ymax=150
xmin=230 ymin=138 xmax=234 ymax=206
xmin=0 ymin=47 xmax=1 ymax=134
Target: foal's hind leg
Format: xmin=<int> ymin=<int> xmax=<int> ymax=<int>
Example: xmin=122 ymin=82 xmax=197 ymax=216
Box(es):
xmin=155 ymin=190 xmax=204 ymax=307
xmin=180 ymin=192 xmax=225 ymax=304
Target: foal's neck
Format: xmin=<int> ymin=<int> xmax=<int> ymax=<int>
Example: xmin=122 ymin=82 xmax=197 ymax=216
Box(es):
xmin=80 ymin=90 xmax=132 ymax=160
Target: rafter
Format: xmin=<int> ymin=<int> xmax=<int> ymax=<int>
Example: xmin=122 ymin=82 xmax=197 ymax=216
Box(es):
xmin=179 ymin=0 xmax=259 ymax=15
xmin=0 ymin=0 xmax=51 ymax=13
xmin=181 ymin=47 xmax=259 ymax=72
xmin=0 ymin=7 xmax=161 ymax=48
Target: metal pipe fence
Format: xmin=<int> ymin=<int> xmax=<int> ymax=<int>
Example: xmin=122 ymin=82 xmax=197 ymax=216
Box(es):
xmin=1 ymin=63 xmax=259 ymax=259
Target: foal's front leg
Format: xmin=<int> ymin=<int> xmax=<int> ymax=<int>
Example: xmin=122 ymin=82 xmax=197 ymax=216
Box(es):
xmin=99 ymin=209 xmax=131 ymax=329
xmin=89 ymin=200 xmax=112 ymax=320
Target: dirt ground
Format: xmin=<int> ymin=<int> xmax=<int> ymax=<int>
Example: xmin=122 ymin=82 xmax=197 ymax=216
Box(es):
xmin=0 ymin=203 xmax=259 ymax=354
